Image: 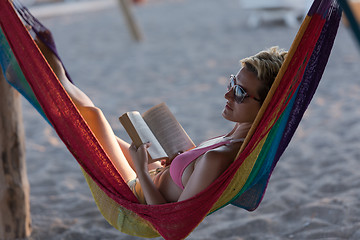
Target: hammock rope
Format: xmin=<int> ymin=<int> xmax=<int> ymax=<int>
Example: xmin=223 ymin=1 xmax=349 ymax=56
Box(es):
xmin=0 ymin=0 xmax=341 ymax=239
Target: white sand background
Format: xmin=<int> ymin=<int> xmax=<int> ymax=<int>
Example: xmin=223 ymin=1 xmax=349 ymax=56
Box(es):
xmin=17 ymin=0 xmax=360 ymax=239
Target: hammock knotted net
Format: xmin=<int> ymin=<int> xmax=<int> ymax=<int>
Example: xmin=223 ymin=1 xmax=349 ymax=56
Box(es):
xmin=0 ymin=0 xmax=341 ymax=239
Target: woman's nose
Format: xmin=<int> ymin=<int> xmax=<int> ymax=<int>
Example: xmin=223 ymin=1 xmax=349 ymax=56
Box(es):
xmin=224 ymin=87 xmax=233 ymax=100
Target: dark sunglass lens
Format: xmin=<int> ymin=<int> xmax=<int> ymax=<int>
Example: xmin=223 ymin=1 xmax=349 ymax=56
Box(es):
xmin=234 ymin=86 xmax=246 ymax=103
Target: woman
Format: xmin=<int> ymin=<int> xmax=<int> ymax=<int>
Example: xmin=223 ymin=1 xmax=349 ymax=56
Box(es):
xmin=36 ymin=37 xmax=287 ymax=205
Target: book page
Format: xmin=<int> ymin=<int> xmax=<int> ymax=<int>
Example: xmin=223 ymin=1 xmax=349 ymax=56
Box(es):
xmin=143 ymin=103 xmax=195 ymax=160
xmin=119 ymin=111 xmax=168 ymax=162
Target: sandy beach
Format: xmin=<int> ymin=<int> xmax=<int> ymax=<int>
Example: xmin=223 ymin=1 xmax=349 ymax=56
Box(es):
xmin=18 ymin=0 xmax=360 ymax=239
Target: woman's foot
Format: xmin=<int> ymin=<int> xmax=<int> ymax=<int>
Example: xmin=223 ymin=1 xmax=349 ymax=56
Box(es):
xmin=34 ymin=34 xmax=66 ymax=81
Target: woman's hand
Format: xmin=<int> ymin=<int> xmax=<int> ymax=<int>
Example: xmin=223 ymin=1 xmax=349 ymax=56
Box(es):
xmin=129 ymin=142 xmax=168 ymax=205
xmin=129 ymin=142 xmax=151 ymax=173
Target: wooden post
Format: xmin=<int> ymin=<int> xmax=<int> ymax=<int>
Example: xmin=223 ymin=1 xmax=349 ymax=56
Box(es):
xmin=0 ymin=70 xmax=32 ymax=239
xmin=118 ymin=0 xmax=144 ymax=42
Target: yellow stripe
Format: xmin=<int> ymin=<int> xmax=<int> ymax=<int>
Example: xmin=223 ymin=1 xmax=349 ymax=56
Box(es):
xmin=81 ymin=170 xmax=160 ymax=238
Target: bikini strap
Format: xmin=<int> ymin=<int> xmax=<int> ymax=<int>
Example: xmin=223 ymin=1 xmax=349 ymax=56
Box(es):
xmin=227 ymin=138 xmax=245 ymax=144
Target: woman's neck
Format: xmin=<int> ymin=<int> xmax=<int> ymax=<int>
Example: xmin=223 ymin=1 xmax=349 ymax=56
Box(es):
xmin=225 ymin=122 xmax=253 ymax=140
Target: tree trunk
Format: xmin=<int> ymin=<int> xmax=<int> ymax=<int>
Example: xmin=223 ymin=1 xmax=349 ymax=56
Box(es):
xmin=0 ymin=70 xmax=32 ymax=239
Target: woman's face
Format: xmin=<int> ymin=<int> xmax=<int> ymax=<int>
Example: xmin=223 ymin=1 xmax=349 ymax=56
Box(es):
xmin=222 ymin=67 xmax=262 ymax=124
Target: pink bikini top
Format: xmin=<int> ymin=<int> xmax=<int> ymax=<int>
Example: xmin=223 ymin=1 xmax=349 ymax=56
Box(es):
xmin=169 ymin=137 xmax=244 ymax=189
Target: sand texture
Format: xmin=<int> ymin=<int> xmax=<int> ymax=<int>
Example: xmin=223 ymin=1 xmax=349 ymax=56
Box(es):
xmin=17 ymin=0 xmax=360 ymax=239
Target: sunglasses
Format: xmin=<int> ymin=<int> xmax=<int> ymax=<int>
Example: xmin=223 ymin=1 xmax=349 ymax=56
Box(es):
xmin=227 ymin=75 xmax=261 ymax=103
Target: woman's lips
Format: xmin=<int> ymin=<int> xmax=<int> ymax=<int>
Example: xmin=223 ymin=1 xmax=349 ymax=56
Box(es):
xmin=225 ymin=103 xmax=233 ymax=111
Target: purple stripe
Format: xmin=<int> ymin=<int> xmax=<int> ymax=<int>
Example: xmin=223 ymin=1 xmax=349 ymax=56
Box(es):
xmin=274 ymin=2 xmax=341 ymax=166
xmin=308 ymin=0 xmax=335 ymax=17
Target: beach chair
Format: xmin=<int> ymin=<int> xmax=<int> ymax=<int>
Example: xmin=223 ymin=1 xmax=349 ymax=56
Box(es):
xmin=239 ymin=0 xmax=307 ymax=27
xmin=0 ymin=0 xmax=342 ymax=239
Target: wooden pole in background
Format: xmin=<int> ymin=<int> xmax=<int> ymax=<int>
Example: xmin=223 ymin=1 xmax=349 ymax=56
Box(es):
xmin=118 ymin=0 xmax=144 ymax=42
xmin=0 ymin=70 xmax=32 ymax=239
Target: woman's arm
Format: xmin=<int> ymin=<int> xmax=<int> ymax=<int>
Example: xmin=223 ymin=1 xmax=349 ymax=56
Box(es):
xmin=177 ymin=151 xmax=232 ymax=202
xmin=117 ymin=137 xmax=163 ymax=172
xmin=136 ymin=169 xmax=167 ymax=205
xmin=129 ymin=143 xmax=167 ymax=205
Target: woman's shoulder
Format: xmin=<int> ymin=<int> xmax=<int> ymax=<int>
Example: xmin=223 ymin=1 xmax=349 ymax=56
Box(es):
xmin=200 ymin=146 xmax=235 ymax=166
xmin=206 ymin=140 xmax=242 ymax=161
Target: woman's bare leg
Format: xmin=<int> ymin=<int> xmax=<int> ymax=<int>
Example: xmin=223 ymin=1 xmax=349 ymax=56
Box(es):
xmin=79 ymin=106 xmax=136 ymax=181
xmin=35 ymin=37 xmax=137 ymax=182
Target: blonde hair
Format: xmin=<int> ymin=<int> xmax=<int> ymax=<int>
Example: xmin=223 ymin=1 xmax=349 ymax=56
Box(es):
xmin=240 ymin=46 xmax=287 ymax=103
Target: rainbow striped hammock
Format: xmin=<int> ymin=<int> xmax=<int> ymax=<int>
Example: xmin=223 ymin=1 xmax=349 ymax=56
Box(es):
xmin=0 ymin=0 xmax=341 ymax=239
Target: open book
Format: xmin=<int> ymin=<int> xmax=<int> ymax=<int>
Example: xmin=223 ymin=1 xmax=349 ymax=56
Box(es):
xmin=119 ymin=103 xmax=195 ymax=163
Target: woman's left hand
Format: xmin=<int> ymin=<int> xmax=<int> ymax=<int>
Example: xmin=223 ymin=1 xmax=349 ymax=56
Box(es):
xmin=129 ymin=142 xmax=151 ymax=173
